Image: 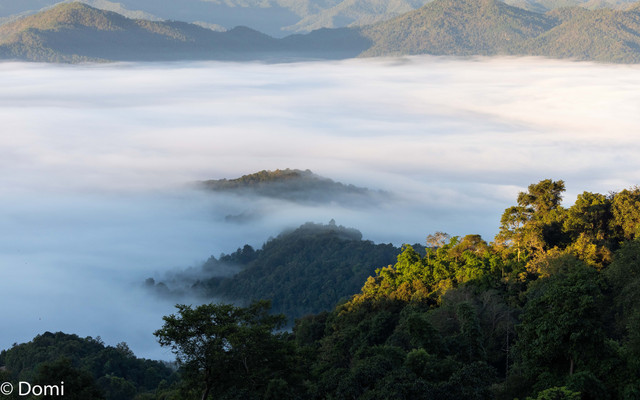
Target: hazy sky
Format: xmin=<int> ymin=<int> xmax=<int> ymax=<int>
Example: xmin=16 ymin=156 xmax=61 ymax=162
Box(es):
xmin=1 ymin=56 xmax=640 ymax=359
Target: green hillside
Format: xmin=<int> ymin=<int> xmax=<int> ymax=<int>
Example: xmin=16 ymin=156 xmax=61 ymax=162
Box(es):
xmin=0 ymin=2 xmax=280 ymax=62
xmin=0 ymin=332 xmax=176 ymax=400
xmin=356 ymin=0 xmax=640 ymax=62
xmin=4 ymin=180 xmax=640 ymax=399
xmin=525 ymin=5 xmax=640 ymax=62
xmin=146 ymin=179 xmax=640 ymax=399
xmin=359 ymin=0 xmax=557 ymax=56
xmin=149 ymin=221 xmax=403 ymax=321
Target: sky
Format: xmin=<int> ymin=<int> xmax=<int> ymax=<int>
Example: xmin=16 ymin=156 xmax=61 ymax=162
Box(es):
xmin=1 ymin=56 xmax=640 ymax=359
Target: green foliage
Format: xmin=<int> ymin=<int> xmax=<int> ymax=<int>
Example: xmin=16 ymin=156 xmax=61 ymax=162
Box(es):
xmin=515 ymin=257 xmax=609 ymax=397
xmin=201 ymin=169 xmax=387 ymax=210
xmin=497 ymin=179 xmax=566 ymax=263
xmin=154 ymin=301 xmax=298 ymax=400
xmin=4 ymin=178 xmax=640 ymax=399
xmin=348 ymin=237 xmax=501 ymax=308
xmin=191 ymin=222 xmax=400 ymax=321
xmin=527 ymin=386 xmax=582 ymax=400
xmin=611 ymin=188 xmax=640 ymax=241
xmin=605 ymin=239 xmax=640 ymax=355
xmin=34 ymin=358 xmax=105 ymax=400
xmin=0 ymin=332 xmax=175 ymax=400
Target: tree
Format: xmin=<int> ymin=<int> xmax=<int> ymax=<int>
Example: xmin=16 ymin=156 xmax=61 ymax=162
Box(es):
xmin=611 ymin=187 xmax=640 ymax=241
xmin=564 ymin=192 xmax=611 ymax=244
xmin=527 ymin=386 xmax=581 ymax=400
xmin=517 ymin=180 xmax=565 ymax=216
xmin=33 ymin=358 xmax=104 ymax=400
xmin=497 ymin=179 xmax=566 ymax=263
xmin=426 ymin=231 xmax=450 ymax=264
xmin=563 ymin=192 xmax=613 ymax=266
xmin=154 ymin=301 xmax=289 ymax=400
xmin=516 ymin=257 xmax=606 ymax=382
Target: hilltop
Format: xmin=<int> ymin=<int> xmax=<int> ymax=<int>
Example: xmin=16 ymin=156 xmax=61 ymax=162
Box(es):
xmin=360 ymin=0 xmax=556 ymax=56
xmin=200 ymin=169 xmax=387 ymax=206
xmin=147 ymin=221 xmax=403 ymax=321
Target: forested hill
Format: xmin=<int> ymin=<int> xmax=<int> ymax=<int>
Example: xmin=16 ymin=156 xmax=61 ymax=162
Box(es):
xmin=200 ymin=168 xmax=387 ymax=207
xmin=359 ymin=0 xmax=640 ymax=61
xmin=524 ymin=5 xmax=640 ymax=62
xmin=0 ymin=2 xmax=370 ymax=62
xmin=285 ymin=180 xmax=640 ymax=400
xmin=0 ymin=2 xmax=275 ymax=62
xmin=360 ymin=0 xmax=556 ymax=56
xmin=144 ymin=179 xmax=640 ymax=400
xmin=0 ymin=332 xmax=177 ymax=400
xmin=147 ymin=221 xmax=405 ymax=321
xmin=5 ymin=180 xmax=640 ymax=399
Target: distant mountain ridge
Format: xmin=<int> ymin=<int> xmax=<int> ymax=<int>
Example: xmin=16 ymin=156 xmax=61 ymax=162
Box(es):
xmin=359 ymin=0 xmax=640 ymax=61
xmin=3 ymin=0 xmax=640 ymax=62
xmin=0 ymin=3 xmax=369 ymax=61
xmin=1 ymin=0 xmax=638 ymax=37
xmin=0 ymin=0 xmax=432 ymax=37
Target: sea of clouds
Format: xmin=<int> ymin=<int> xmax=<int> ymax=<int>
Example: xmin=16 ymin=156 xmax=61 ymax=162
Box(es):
xmin=1 ymin=56 xmax=639 ymax=359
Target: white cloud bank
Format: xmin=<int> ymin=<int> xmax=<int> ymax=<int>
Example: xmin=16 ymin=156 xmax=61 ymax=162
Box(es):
xmin=1 ymin=56 xmax=639 ymax=359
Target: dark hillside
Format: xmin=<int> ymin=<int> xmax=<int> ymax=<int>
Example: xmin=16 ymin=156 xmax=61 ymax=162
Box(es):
xmin=0 ymin=331 xmax=176 ymax=400
xmin=149 ymin=221 xmax=404 ymax=321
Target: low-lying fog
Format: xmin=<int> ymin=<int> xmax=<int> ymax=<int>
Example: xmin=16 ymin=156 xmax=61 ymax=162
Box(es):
xmin=1 ymin=56 xmax=639 ymax=360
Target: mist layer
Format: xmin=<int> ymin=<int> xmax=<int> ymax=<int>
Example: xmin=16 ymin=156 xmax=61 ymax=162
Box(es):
xmin=1 ymin=56 xmax=639 ymax=358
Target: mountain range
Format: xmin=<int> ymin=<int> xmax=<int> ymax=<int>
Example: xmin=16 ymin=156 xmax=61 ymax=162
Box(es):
xmin=0 ymin=0 xmax=637 ymax=37
xmin=0 ymin=2 xmax=370 ymax=61
xmin=2 ymin=0 xmax=640 ymax=62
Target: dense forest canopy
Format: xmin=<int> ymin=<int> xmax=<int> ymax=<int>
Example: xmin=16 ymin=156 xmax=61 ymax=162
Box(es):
xmin=147 ymin=220 xmax=404 ymax=321
xmin=3 ymin=179 xmax=640 ymax=399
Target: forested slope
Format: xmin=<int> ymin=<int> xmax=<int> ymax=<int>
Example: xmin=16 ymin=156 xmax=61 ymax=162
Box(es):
xmin=288 ymin=180 xmax=640 ymax=400
xmin=0 ymin=332 xmax=176 ymax=400
xmin=149 ymin=221 xmax=403 ymax=321
xmin=5 ymin=180 xmax=640 ymax=400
